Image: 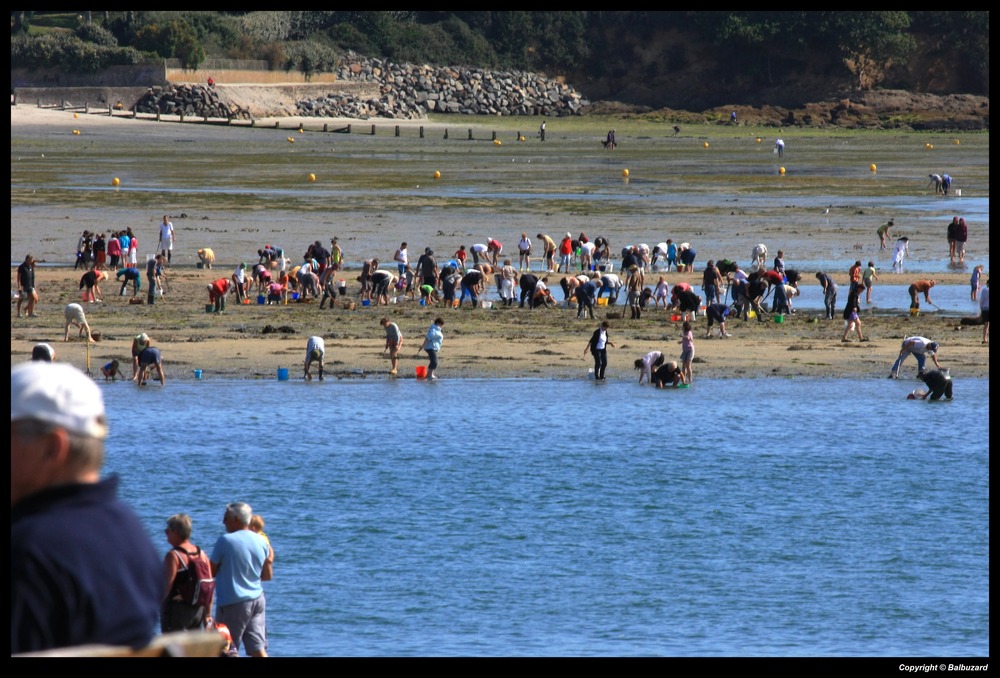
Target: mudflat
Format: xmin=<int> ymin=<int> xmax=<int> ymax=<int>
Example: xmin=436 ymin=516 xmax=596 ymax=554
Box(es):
xmin=10 ymin=105 xmax=990 ymax=380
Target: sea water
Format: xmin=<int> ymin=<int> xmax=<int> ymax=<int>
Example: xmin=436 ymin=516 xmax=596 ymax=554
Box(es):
xmin=102 ymin=377 xmax=988 ymax=657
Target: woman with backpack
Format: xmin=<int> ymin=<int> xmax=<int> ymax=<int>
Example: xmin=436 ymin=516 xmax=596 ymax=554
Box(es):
xmin=162 ymin=513 xmax=216 ymax=632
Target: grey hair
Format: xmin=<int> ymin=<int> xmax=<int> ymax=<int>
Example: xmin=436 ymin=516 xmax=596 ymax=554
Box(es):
xmin=226 ymin=502 xmax=253 ymax=527
xmin=14 ymin=419 xmax=105 ymax=472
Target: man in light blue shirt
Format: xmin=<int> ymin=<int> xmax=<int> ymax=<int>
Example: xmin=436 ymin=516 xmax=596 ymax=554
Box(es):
xmin=211 ymin=502 xmax=272 ymax=657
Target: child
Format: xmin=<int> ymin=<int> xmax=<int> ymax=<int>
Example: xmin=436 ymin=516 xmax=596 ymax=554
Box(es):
xmin=971 ymin=265 xmax=984 ymax=301
xmin=249 ymin=515 xmax=270 ymax=548
xmin=249 ymin=515 xmax=275 ymax=581
xmin=453 ymin=245 xmax=468 ymax=272
xmin=863 ymin=261 xmax=879 ymax=304
xmin=101 ymin=359 xmax=123 ymax=381
xmin=419 ymin=284 xmax=439 ymax=306
xmin=654 ymin=276 xmax=669 ymax=309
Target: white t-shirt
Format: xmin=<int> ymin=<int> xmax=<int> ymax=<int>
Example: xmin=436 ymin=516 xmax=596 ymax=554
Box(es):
xmin=518 ymin=236 xmax=532 ymax=252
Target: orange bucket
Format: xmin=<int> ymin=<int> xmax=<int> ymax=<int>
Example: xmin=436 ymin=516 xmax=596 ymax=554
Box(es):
xmin=415 ymin=365 xmax=428 ymax=379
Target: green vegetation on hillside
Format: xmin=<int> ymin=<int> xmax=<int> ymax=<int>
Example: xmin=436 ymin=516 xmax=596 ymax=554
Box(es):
xmin=10 ymin=11 xmax=990 ymax=106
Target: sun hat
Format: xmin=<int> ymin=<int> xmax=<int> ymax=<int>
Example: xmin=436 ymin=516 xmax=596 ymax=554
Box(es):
xmin=11 ymin=362 xmax=107 ymax=439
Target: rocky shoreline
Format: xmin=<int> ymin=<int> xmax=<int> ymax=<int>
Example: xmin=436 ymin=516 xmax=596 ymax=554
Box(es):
xmin=37 ymin=54 xmax=993 ymax=130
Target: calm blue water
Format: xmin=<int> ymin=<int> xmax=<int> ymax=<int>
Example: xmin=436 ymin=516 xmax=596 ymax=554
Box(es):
xmin=101 ymin=377 xmax=989 ymax=657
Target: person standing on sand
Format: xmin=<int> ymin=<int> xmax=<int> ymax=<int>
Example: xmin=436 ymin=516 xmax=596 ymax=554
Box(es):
xmin=892 ymin=236 xmax=909 ymax=273
xmin=518 ymin=233 xmax=532 ymax=271
xmin=679 ymin=321 xmax=695 ymax=385
xmin=17 ymin=254 xmax=38 ymax=318
xmin=863 ymin=261 xmax=879 ymax=304
xmin=947 ymin=216 xmax=960 ymax=263
xmin=877 ymin=219 xmax=894 ymax=250
xmin=970 ymin=265 xmax=983 ymax=301
xmin=421 ymin=317 xmax=445 ymax=380
xmin=381 ymin=318 xmax=402 ymax=375
xmin=955 ymin=217 xmax=968 ymax=264
xmin=158 ymin=215 xmax=175 ymax=266
xmin=774 ymin=138 xmax=784 ymax=157
xmin=841 ymin=291 xmax=865 ymax=343
xmin=585 ymin=320 xmax=615 ymax=380
xmin=537 ymin=233 xmax=557 ymax=273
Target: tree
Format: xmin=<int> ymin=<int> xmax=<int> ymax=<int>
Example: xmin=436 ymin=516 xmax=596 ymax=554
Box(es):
xmin=826 ymin=12 xmax=916 ymax=91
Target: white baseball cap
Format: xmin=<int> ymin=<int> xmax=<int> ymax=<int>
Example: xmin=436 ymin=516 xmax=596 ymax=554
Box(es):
xmin=11 ymin=362 xmax=108 ymax=439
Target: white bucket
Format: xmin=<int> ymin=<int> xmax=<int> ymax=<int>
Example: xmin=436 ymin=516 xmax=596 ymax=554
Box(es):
xmin=955 ymin=189 xmax=962 ymax=196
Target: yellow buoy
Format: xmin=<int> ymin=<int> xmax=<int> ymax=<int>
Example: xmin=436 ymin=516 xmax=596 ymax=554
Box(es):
xmin=779 ymin=167 xmax=786 ymax=175
xmin=72 ymin=129 xmax=81 ymax=135
xmin=870 ymin=164 xmax=877 ymax=172
xmin=924 ymin=143 xmax=933 ymax=149
xmin=954 ymin=139 xmax=961 ymax=145
xmin=112 ymin=177 xmax=120 ymax=187
xmin=519 ymin=135 xmax=526 ymax=142
xmin=433 ymin=171 xmax=441 ymax=180
xmin=622 ymin=169 xmax=630 ymax=178
xmin=308 ymin=173 xmax=316 ymax=182
xmin=298 ymin=128 xmax=304 ymax=134
xmin=287 ymin=137 xmax=295 ymax=143
xmin=755 ymin=137 xmax=762 ymax=144
xmin=703 ymin=142 xmax=710 ymax=148
xmin=73 ymin=113 xmax=79 ymax=119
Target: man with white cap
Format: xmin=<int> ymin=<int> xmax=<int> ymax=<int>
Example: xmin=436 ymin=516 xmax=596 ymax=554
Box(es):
xmin=11 ymin=362 xmax=161 ymax=653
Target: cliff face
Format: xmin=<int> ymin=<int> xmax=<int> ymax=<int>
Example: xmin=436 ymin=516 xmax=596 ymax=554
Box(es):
xmin=563 ymin=24 xmax=987 ymax=112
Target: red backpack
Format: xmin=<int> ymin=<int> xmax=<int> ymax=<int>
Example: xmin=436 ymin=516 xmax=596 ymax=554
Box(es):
xmin=174 ymin=546 xmax=216 ymax=610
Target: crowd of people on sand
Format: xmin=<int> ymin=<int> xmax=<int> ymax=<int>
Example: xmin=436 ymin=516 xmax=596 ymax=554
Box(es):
xmin=14 ymin=211 xmax=986 ymax=393
xmin=12 ymin=360 xmax=275 ymax=656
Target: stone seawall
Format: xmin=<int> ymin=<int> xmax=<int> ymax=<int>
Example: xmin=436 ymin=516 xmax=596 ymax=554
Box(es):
xmin=299 ymin=56 xmax=588 ymax=119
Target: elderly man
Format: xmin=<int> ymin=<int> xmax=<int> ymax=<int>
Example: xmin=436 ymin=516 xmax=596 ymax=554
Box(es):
xmin=211 ymin=502 xmax=273 ymax=657
xmin=11 ymin=362 xmax=161 ymax=654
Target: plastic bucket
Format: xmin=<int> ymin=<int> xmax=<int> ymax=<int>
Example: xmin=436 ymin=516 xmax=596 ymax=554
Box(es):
xmin=415 ymin=365 xmax=427 ymax=379
xmin=774 ymin=314 xmax=785 ymax=324
xmin=670 ymin=314 xmax=681 ymax=321
xmin=193 ymin=369 xmax=203 ymax=379
xmin=257 ymin=295 xmax=265 ymax=305
xmin=205 ymin=304 xmax=215 ymax=313
xmin=277 ymin=367 xmax=289 ymax=381
xmin=748 ymin=310 xmax=756 ymax=319
xmin=909 ymin=308 xmax=920 ymax=317
xmin=597 ymin=298 xmax=609 ymax=306
xmin=362 ymin=299 xmax=371 ymax=307
xmin=291 ymin=292 xmax=300 ymax=301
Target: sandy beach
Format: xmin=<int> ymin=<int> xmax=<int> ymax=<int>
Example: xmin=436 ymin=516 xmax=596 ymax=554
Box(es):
xmin=11 ymin=104 xmax=990 ymax=381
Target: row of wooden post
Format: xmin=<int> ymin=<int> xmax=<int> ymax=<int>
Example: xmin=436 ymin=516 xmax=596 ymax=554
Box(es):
xmin=51 ymin=101 xmax=515 ymax=141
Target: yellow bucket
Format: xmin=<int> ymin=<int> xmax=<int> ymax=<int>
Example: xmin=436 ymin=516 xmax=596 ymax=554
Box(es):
xmin=597 ymin=298 xmax=609 ymax=306
xmin=748 ymin=310 xmax=756 ymax=319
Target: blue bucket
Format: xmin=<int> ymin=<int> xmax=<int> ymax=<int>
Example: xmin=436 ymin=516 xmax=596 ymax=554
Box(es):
xmin=277 ymin=367 xmax=289 ymax=381
xmin=193 ymin=369 xmax=203 ymax=379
